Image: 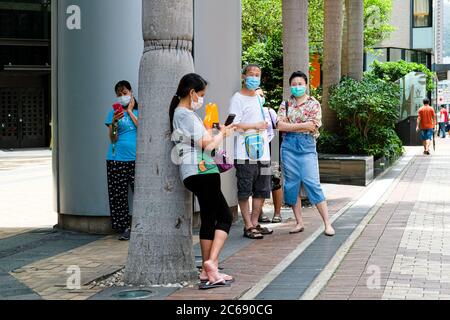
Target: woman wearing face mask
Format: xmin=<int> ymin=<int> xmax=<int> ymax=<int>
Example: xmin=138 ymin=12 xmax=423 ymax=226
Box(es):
xmin=170 ymin=73 xmax=236 ymax=290
xmin=277 ymin=71 xmax=335 ymax=236
xmin=105 ymin=80 xmax=139 ymax=241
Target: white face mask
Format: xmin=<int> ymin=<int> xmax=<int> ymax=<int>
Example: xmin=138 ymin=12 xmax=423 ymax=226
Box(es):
xmin=191 ymin=92 xmax=204 ymax=111
xmin=117 ymin=95 xmax=131 ymax=106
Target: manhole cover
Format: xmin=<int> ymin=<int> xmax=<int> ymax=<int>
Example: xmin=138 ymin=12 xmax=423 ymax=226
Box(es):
xmin=111 ymin=290 xmax=154 ymax=300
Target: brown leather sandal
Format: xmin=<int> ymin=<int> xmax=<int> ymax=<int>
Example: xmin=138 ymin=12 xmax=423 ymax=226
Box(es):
xmin=243 ymin=227 xmax=264 ymax=239
xmin=255 ymin=224 xmax=273 ymax=235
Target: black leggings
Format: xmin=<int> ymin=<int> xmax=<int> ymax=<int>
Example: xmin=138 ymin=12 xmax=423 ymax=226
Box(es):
xmin=184 ymin=174 xmax=233 ymax=241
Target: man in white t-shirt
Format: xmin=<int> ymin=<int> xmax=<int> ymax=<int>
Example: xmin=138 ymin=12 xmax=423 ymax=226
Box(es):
xmin=229 ymin=64 xmax=273 ymax=240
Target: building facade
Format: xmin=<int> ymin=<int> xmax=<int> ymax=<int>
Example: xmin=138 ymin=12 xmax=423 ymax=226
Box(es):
xmin=1 ymin=0 xmax=242 ymax=233
xmin=0 ymin=0 xmax=51 ymax=149
xmin=365 ymin=0 xmax=441 ymax=72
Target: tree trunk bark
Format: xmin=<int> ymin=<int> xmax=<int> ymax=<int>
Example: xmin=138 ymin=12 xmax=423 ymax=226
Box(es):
xmin=322 ymin=0 xmax=344 ymax=133
xmin=341 ymin=0 xmax=349 ymax=77
xmin=124 ymin=0 xmax=197 ymax=285
xmin=282 ymin=0 xmax=309 ymax=100
xmin=347 ymin=0 xmax=364 ymax=81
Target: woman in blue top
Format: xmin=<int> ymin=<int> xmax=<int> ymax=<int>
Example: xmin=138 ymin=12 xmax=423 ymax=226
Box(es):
xmin=105 ymin=80 xmax=139 ymax=241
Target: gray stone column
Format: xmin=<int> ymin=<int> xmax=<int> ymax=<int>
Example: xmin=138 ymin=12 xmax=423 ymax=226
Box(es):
xmin=193 ymin=0 xmax=241 ymax=222
xmin=53 ymin=0 xmax=241 ymax=233
xmin=52 ymin=0 xmax=143 ymax=233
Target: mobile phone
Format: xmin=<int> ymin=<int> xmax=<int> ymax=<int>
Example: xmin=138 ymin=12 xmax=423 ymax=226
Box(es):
xmin=225 ymin=114 xmax=236 ymax=126
xmin=113 ymin=103 xmax=123 ymax=113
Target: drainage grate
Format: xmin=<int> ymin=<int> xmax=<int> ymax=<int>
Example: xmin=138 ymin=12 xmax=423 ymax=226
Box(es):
xmin=111 ymin=290 xmax=155 ymax=300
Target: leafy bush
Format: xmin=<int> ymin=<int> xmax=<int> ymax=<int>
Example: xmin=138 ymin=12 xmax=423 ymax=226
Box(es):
xmin=328 ymin=77 xmax=404 ymax=159
xmin=241 ymin=0 xmax=395 ymax=111
xmin=242 ymin=33 xmax=284 ymax=111
xmin=367 ymin=60 xmax=436 ymax=92
xmin=317 ymin=129 xmax=347 ymax=154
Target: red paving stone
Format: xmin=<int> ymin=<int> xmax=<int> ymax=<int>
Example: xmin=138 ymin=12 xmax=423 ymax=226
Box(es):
xmin=166 ymin=184 xmax=365 ymax=300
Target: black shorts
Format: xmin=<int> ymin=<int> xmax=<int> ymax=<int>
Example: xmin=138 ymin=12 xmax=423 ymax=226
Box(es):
xmin=235 ymin=161 xmax=271 ymax=200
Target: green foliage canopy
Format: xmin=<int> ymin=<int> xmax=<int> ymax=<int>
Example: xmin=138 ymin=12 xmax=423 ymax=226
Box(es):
xmin=367 ymin=60 xmax=436 ymax=92
xmin=242 ymin=0 xmax=395 ymax=110
xmin=328 ymin=77 xmax=404 ymax=159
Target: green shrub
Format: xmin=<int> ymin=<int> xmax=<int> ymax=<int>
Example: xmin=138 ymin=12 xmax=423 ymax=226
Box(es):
xmin=317 ymin=129 xmax=347 ymax=154
xmin=242 ymin=34 xmax=284 ymax=111
xmin=367 ymin=60 xmax=436 ymax=92
xmin=328 ymin=77 xmax=404 ymax=159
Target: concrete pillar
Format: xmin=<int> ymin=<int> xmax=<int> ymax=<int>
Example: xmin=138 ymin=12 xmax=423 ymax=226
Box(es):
xmin=53 ymin=0 xmax=241 ymax=233
xmin=193 ymin=0 xmax=241 ymax=221
xmin=52 ymin=0 xmax=143 ymax=233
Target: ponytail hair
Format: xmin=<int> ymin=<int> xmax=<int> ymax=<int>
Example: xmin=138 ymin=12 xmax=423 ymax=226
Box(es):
xmin=169 ymin=73 xmax=208 ymax=132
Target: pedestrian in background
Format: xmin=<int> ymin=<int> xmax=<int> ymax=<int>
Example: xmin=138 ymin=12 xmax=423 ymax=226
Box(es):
xmin=439 ymin=105 xmax=448 ymax=138
xmin=105 ymin=80 xmax=139 ymax=241
xmin=417 ymin=98 xmax=436 ymax=155
xmin=277 ymin=71 xmax=335 ymax=236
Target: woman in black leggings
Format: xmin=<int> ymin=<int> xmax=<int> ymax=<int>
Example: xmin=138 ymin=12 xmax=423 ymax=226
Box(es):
xmin=170 ymin=73 xmax=235 ymax=289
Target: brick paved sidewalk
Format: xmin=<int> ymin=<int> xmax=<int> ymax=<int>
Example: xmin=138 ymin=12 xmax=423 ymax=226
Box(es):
xmin=166 ymin=185 xmax=365 ymax=300
xmin=6 ymin=144 xmax=437 ymax=300
xmin=0 ymin=183 xmax=363 ymax=300
xmin=317 ymin=138 xmax=450 ymax=300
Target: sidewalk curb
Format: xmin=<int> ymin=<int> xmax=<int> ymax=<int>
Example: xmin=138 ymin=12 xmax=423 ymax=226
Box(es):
xmin=299 ymin=149 xmax=418 ymax=300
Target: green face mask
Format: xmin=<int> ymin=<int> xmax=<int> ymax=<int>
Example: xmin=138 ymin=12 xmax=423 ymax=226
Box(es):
xmin=291 ymin=85 xmax=307 ymax=98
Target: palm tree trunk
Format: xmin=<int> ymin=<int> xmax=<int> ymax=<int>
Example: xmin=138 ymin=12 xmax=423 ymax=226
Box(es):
xmin=347 ymin=0 xmax=364 ymax=80
xmin=124 ymin=0 xmax=197 ymax=285
xmin=341 ymin=0 xmax=350 ymax=77
xmin=282 ymin=0 xmax=309 ymax=99
xmin=322 ymin=0 xmax=344 ymax=133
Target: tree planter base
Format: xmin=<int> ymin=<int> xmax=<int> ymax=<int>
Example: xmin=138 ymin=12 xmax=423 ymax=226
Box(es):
xmin=318 ymin=154 xmax=374 ymax=186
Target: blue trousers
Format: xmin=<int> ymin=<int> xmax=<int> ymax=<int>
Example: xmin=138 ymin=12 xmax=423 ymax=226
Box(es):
xmin=281 ymin=133 xmax=326 ymax=206
xmin=439 ymin=123 xmax=447 ymax=138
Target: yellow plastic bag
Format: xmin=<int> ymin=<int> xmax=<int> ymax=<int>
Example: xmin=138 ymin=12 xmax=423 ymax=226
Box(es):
xmin=204 ymin=103 xmax=220 ymax=129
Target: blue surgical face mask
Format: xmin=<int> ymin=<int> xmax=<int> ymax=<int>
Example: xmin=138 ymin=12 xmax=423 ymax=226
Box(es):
xmin=291 ymin=85 xmax=307 ymax=98
xmin=245 ymin=76 xmax=261 ymax=91
xmin=117 ymin=95 xmax=131 ymax=106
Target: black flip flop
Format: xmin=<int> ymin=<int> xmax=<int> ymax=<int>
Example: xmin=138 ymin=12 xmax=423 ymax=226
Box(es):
xmin=199 ymin=279 xmax=231 ymax=290
xmin=200 ymin=278 xmax=235 ymax=284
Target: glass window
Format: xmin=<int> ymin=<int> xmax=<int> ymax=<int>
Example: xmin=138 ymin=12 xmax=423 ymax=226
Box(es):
xmin=389 ymin=48 xmax=403 ymax=62
xmin=413 ymin=0 xmax=432 ymax=28
xmin=365 ymin=49 xmax=387 ymax=71
xmin=0 ymin=1 xmax=50 ymax=39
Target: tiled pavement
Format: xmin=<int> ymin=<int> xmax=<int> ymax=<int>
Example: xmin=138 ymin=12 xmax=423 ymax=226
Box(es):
xmin=0 ymin=183 xmax=364 ymax=300
xmin=0 ymin=229 xmax=102 ymax=300
xmin=166 ymin=185 xmax=365 ymax=301
xmin=317 ymin=138 xmax=450 ymax=300
xmin=0 ymin=149 xmax=55 ymax=229
xmin=5 ymin=140 xmax=450 ymax=300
